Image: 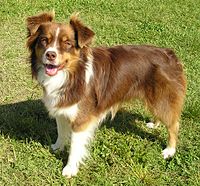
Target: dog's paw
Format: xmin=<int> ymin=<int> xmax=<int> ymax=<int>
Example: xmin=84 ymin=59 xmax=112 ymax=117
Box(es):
xmin=146 ymin=121 xmax=160 ymax=129
xmin=62 ymin=164 xmax=78 ymax=178
xmin=162 ymin=147 xmax=176 ymax=159
xmin=51 ymin=143 xmax=64 ymax=152
xmin=146 ymin=122 xmax=156 ymax=129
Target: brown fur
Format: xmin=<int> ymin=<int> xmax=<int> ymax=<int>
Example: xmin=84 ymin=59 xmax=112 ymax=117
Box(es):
xmin=27 ymin=12 xmax=186 ymax=154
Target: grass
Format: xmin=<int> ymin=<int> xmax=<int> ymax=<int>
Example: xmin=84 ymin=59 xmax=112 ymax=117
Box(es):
xmin=0 ymin=0 xmax=200 ymax=185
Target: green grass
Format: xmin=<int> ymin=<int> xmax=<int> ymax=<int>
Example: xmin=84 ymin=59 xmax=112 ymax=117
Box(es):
xmin=0 ymin=0 xmax=200 ymax=185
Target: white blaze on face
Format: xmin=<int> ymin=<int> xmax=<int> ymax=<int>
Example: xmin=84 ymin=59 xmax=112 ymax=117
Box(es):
xmin=53 ymin=27 xmax=60 ymax=48
xmin=42 ymin=28 xmax=61 ymax=76
xmin=42 ymin=28 xmax=61 ymax=64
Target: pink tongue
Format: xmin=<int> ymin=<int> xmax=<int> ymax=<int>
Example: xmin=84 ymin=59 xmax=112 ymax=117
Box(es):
xmin=45 ymin=65 xmax=58 ymax=76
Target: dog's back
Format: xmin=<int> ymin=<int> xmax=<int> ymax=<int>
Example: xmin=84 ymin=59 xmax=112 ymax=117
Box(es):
xmin=92 ymin=45 xmax=186 ymax=113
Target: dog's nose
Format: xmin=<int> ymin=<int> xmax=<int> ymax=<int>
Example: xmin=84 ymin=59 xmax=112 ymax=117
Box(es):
xmin=46 ymin=51 xmax=57 ymax=61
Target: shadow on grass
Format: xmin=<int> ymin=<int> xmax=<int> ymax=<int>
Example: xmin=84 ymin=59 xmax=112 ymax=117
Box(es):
xmin=0 ymin=100 xmax=165 ymax=149
xmin=0 ymin=99 xmax=57 ymax=146
xmin=103 ymin=109 xmax=165 ymax=147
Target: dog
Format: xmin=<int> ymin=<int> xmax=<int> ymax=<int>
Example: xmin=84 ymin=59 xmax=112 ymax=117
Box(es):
xmin=26 ymin=12 xmax=186 ymax=178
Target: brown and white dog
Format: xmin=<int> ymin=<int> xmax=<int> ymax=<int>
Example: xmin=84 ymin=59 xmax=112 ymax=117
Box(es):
xmin=26 ymin=12 xmax=186 ymax=178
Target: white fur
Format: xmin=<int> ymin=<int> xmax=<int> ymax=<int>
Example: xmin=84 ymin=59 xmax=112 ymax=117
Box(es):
xmin=146 ymin=121 xmax=160 ymax=129
xmin=162 ymin=147 xmax=176 ymax=159
xmin=85 ymin=56 xmax=94 ymax=84
xmin=146 ymin=122 xmax=156 ymax=129
xmin=146 ymin=122 xmax=155 ymax=129
xmin=37 ymin=67 xmax=67 ymax=110
xmin=53 ymin=28 xmax=60 ymax=48
xmin=49 ymin=103 xmax=79 ymax=119
xmin=62 ymin=123 xmax=98 ymax=178
xmin=51 ymin=116 xmax=71 ymax=151
xmin=37 ymin=66 xmax=67 ymax=93
xmin=37 ymin=63 xmax=80 ymax=120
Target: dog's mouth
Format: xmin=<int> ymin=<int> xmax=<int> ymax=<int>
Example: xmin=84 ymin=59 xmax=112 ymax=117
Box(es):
xmin=44 ymin=64 xmax=65 ymax=76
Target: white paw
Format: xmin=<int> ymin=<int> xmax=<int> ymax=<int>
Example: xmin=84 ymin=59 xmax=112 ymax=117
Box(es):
xmin=162 ymin=147 xmax=176 ymax=159
xmin=51 ymin=143 xmax=64 ymax=152
xmin=62 ymin=164 xmax=79 ymax=178
xmin=146 ymin=122 xmax=156 ymax=129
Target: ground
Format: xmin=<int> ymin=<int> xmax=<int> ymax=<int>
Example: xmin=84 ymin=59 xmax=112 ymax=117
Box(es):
xmin=0 ymin=0 xmax=200 ymax=185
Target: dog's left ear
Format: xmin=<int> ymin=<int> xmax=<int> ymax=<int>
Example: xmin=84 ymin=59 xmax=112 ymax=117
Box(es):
xmin=70 ymin=15 xmax=95 ymax=48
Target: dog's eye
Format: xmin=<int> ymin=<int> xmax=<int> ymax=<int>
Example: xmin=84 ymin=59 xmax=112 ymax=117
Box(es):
xmin=64 ymin=40 xmax=72 ymax=49
xmin=40 ymin=37 xmax=48 ymax=46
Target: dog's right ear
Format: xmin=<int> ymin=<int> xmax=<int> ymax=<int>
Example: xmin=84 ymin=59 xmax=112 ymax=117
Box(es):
xmin=26 ymin=12 xmax=55 ymax=36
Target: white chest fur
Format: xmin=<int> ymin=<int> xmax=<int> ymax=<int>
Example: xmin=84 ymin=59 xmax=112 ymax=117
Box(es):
xmin=48 ymin=104 xmax=79 ymax=121
xmin=37 ymin=66 xmax=67 ymax=95
xmin=37 ymin=66 xmax=79 ymax=121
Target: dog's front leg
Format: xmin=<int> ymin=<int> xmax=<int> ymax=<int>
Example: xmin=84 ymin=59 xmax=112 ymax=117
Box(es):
xmin=51 ymin=116 xmax=71 ymax=152
xmin=62 ymin=123 xmax=97 ymax=178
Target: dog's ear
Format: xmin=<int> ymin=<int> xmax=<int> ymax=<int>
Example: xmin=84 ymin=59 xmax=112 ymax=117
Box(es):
xmin=70 ymin=14 xmax=95 ymax=48
xmin=26 ymin=12 xmax=55 ymax=36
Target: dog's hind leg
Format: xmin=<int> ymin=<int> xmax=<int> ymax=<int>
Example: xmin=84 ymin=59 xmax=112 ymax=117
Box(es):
xmin=162 ymin=120 xmax=179 ymax=159
xmin=150 ymin=104 xmax=181 ymax=159
xmin=146 ymin=120 xmax=160 ymax=129
xmin=146 ymin=84 xmax=185 ymax=159
xmin=150 ymin=93 xmax=184 ymax=159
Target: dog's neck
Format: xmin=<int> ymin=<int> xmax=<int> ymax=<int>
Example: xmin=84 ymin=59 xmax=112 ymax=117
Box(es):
xmin=36 ymin=66 xmax=67 ymax=108
xmin=37 ymin=62 xmax=87 ymax=110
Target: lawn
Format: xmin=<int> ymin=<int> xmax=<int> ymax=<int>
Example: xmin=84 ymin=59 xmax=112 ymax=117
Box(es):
xmin=0 ymin=0 xmax=200 ymax=185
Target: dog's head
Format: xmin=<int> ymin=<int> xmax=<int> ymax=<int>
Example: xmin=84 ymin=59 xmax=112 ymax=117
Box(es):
xmin=26 ymin=12 xmax=94 ymax=77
